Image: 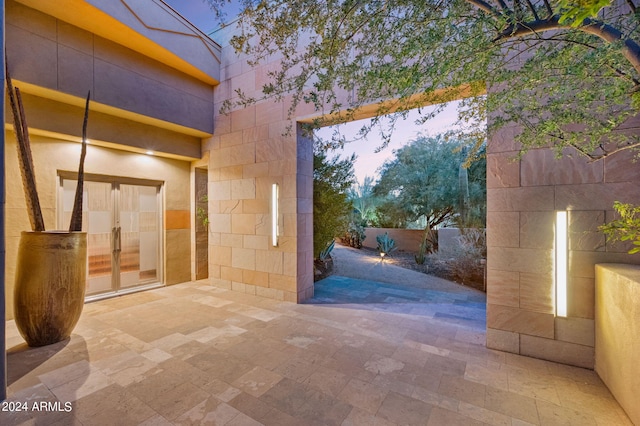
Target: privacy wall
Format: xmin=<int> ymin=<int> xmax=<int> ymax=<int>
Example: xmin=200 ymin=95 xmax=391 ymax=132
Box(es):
xmin=486 ymin=121 xmax=640 ymax=367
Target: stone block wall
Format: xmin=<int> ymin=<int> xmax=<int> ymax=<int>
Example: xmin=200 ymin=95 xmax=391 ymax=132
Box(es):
xmin=361 ymin=228 xmax=423 ymax=252
xmin=486 ymin=121 xmax=640 ymax=368
xmin=205 ymin=28 xmax=316 ymax=302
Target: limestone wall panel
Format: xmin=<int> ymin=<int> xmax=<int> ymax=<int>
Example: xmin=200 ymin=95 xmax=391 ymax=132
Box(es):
xmin=520 ymin=149 xmax=603 ymax=186
xmin=231 ymin=178 xmax=256 ymax=200
xmin=7 ymin=0 xmax=216 ymax=140
xmin=220 ymin=233 xmax=243 ymax=248
xmin=555 ymin=317 xmax=594 ymax=347
xmin=519 ymin=211 xmax=555 ymax=249
xmin=487 ymin=124 xmax=522 ymax=154
xmin=243 ymin=162 xmax=270 ymax=179
xmin=209 ymin=181 xmax=231 ymax=200
xmin=242 ymin=199 xmax=269 ymax=214
xmin=569 ymin=211 xmax=605 ymax=252
xmin=486 ymin=269 xmax=519 ymax=308
xmin=209 ymin=214 xmax=231 ymax=233
xmin=486 ymin=152 xmax=520 ymax=188
xmin=219 ymin=166 xmax=243 ymax=181
xmin=7 ymin=23 xmax=58 ymax=88
xmin=57 ymin=44 xmax=94 ymax=98
xmin=256 ymin=250 xmax=284 ymax=275
xmin=486 ymin=211 xmax=519 ymax=248
xmin=231 ymin=105 xmax=256 ymax=132
xmin=603 ymin=148 xmax=640 ymax=182
xmin=244 ymin=270 xmax=270 ymax=288
xmin=486 ymin=328 xmax=519 ymax=353
xmin=57 ymin=20 xmax=93 ymax=53
xmin=555 ymin=182 xmax=640 ymax=211
xmin=488 ymin=247 xmax=553 ymax=274
xmin=243 ymin=125 xmax=270 ymax=144
xmin=520 ymin=335 xmax=594 ymax=369
xmin=220 ymin=131 xmax=244 ymax=148
xmin=232 ymin=247 xmax=256 ymax=270
xmin=231 ymin=214 xmax=257 ymax=235
xmin=488 ymin=187 xmax=555 ymax=212
xmin=519 ymin=272 xmax=554 ymax=314
xmin=487 ymin=304 xmax=555 ymax=338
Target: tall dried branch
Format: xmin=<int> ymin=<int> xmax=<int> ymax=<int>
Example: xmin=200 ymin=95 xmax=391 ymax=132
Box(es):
xmin=69 ymin=91 xmax=91 ymax=232
xmin=5 ymin=62 xmax=45 ymax=232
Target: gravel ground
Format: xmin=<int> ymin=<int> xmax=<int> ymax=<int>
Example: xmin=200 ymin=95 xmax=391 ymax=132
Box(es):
xmin=329 ymin=243 xmax=486 ymax=292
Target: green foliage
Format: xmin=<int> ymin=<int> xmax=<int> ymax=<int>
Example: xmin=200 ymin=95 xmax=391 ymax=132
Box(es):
xmin=343 ymin=221 xmax=366 ymax=249
xmin=347 ymin=176 xmax=381 ymax=226
xmin=318 ymin=239 xmax=335 ymax=261
xmin=214 ymin=0 xmax=640 ymax=162
xmin=313 ymin=147 xmax=355 ymax=258
xmin=376 ymin=232 xmax=397 ymax=256
xmin=557 ymin=0 xmax=611 ymax=26
xmin=373 ymin=135 xmax=486 ymax=231
xmin=196 ymin=195 xmax=209 ymax=229
xmin=599 ymin=201 xmax=640 ymax=254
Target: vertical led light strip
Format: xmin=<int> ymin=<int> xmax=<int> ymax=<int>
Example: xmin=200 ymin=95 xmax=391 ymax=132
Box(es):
xmin=271 ymin=183 xmax=279 ymax=247
xmin=556 ymin=211 xmax=568 ymax=317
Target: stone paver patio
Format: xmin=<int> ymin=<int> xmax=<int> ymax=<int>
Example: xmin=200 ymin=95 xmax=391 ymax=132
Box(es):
xmin=2 ymin=251 xmax=632 ymax=425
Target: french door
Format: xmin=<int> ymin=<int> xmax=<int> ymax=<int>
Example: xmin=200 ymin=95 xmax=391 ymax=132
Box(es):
xmin=59 ymin=176 xmax=163 ymax=299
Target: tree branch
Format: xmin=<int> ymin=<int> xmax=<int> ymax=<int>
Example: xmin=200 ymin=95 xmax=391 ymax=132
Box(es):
xmin=542 ymin=0 xmax=553 ymax=18
xmin=626 ymin=0 xmax=636 ymax=14
xmin=495 ymin=16 xmax=640 ymax=76
xmin=525 ymin=0 xmax=540 ymax=21
xmin=465 ymin=0 xmax=503 ymax=19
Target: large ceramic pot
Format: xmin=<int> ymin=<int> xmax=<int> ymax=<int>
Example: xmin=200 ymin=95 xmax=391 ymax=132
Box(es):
xmin=14 ymin=231 xmax=87 ymax=347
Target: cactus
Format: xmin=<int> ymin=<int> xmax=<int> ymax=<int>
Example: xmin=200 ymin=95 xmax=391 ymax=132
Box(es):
xmin=376 ymin=232 xmax=397 ymax=257
xmin=415 ymin=241 xmax=427 ymax=265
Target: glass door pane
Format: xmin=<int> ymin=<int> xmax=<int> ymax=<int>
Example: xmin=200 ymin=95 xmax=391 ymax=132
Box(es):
xmin=119 ymin=184 xmax=159 ymax=288
xmin=62 ymin=180 xmax=114 ymax=296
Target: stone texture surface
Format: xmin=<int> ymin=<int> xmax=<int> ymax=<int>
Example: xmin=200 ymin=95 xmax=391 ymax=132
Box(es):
xmin=486 ymin=112 xmax=640 ymax=369
xmin=595 ymin=264 xmax=640 ymax=426
xmin=4 ymin=277 xmax=632 ymax=425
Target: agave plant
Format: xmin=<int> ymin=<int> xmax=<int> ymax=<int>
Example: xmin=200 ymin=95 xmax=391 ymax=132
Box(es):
xmin=376 ymin=232 xmax=397 ymax=258
xmin=5 ymin=62 xmax=90 ymax=231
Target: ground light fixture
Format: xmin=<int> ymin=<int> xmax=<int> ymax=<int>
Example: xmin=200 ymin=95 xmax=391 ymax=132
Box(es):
xmin=272 ymin=183 xmax=279 ymax=247
xmin=556 ymin=210 xmax=568 ymax=317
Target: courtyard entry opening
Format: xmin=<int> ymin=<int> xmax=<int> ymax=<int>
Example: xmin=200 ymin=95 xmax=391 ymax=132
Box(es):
xmin=311 ymin=100 xmax=487 ymax=292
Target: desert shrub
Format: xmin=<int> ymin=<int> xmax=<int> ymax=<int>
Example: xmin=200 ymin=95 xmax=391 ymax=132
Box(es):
xmin=343 ymin=221 xmax=366 ymax=248
xmin=447 ymin=228 xmax=486 ymax=288
xmin=313 ymin=148 xmax=355 ymax=258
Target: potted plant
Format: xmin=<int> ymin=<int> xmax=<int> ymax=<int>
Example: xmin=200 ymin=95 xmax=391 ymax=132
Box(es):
xmin=6 ymin=64 xmax=91 ymax=347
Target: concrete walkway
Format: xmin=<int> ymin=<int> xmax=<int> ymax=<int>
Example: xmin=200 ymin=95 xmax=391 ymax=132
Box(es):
xmin=1 ymin=252 xmax=632 ymax=425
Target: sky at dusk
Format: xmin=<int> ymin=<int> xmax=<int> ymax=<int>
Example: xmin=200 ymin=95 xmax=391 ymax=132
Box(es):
xmin=162 ymin=0 xmax=231 ymax=33
xmin=315 ymin=103 xmax=460 ymax=184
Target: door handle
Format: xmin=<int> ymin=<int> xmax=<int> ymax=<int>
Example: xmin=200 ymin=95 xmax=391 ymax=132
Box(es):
xmin=112 ymin=227 xmax=121 ymax=253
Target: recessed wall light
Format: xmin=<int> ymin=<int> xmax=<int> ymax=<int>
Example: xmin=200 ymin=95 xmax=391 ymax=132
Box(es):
xmin=272 ymin=183 xmax=279 ymax=247
xmin=146 ymin=150 xmax=154 ymax=156
xmin=556 ymin=211 xmax=568 ymax=317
